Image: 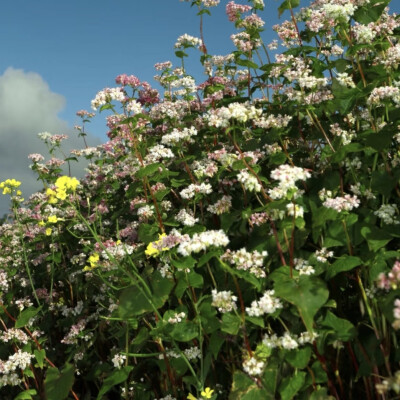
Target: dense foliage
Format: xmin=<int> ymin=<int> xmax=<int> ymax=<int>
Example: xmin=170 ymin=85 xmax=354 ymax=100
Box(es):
xmin=1 ymin=0 xmax=400 ymax=398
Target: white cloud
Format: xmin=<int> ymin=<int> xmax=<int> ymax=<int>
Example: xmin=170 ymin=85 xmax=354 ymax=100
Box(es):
xmin=0 ymin=67 xmax=101 ymax=216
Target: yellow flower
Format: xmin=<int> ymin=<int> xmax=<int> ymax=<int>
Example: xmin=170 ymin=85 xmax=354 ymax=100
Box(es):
xmin=55 ymin=189 xmax=67 ymax=200
xmin=187 ymin=394 xmax=197 ymax=400
xmin=45 ymin=228 xmax=52 ymax=236
xmin=38 ymin=220 xmax=46 ymax=227
xmin=83 ymin=253 xmax=100 ymax=271
xmin=1 ymin=179 xmax=21 ymax=188
xmin=201 ymin=388 xmax=214 ymax=399
xmin=145 ymin=233 xmax=168 ymax=257
xmin=88 ymin=253 xmax=100 ymax=267
xmin=55 ymin=176 xmax=80 ymax=191
xmin=47 ymin=215 xmax=58 ymax=224
xmin=46 ymin=188 xmax=58 ymax=204
xmin=2 ymin=187 xmax=11 ymax=195
xmin=145 ymin=241 xmax=159 ymax=257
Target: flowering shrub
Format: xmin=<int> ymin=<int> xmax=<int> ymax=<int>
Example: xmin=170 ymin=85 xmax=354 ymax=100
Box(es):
xmin=1 ymin=0 xmax=400 ymax=398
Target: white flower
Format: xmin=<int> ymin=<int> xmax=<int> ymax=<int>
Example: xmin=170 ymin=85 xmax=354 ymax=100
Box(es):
xmin=91 ymin=87 xmax=125 ymax=110
xmin=161 ymin=127 xmax=197 ymax=146
xmin=180 ymin=183 xmax=213 ymax=199
xmin=374 ymin=204 xmax=399 ymax=225
xmin=294 ymin=258 xmax=315 ymax=275
xmin=175 ymin=34 xmax=202 ymax=48
xmin=286 ymin=203 xmax=304 ymax=218
xmin=336 ymin=72 xmax=356 ymax=88
xmin=323 ymin=194 xmax=360 ymax=212
xmin=211 ymin=289 xmax=238 ymax=313
xmin=314 ymin=248 xmax=334 ymax=263
xmin=145 ymin=144 xmax=175 ymax=163
xmin=168 ymin=312 xmax=186 ymax=324
xmin=126 ymin=99 xmax=142 ymax=114
xmin=222 ymin=248 xmax=267 ymax=278
xmin=112 ymin=353 xmax=126 ymax=369
xmin=184 ymin=346 xmax=201 ymax=360
xmin=243 ymin=356 xmax=265 ymax=376
xmin=237 ymin=170 xmax=261 ymax=192
xmin=246 ymin=290 xmax=283 ymax=316
xmin=280 ymin=332 xmax=299 ymax=350
xmin=175 ymin=209 xmax=198 ymax=226
xmin=177 ymin=230 xmax=229 ymax=256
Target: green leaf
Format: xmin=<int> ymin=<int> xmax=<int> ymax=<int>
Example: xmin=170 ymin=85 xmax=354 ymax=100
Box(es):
xmin=353 ymin=0 xmax=390 ymax=23
xmin=371 ymin=171 xmax=397 ymax=197
xmin=361 ymin=225 xmax=392 ymax=252
xmin=209 ymin=332 xmax=225 ymax=358
xmin=331 ymin=80 xmax=359 ymax=114
xmin=174 ymin=270 xmax=204 ymax=298
xmin=246 ymin=316 xmax=265 ymax=328
xmin=232 ymin=160 xmax=247 ymax=171
xmin=198 ymin=301 xmax=220 ymax=333
xmin=135 ymin=162 xmax=163 ymax=178
xmin=34 ymin=349 xmax=46 ymax=369
xmin=44 ymin=363 xmax=75 ymax=400
xmin=221 ymin=313 xmax=241 ymax=335
xmin=96 ymin=366 xmax=133 ymax=400
xmin=154 ymin=188 xmax=170 ymax=201
xmin=13 ymin=389 xmax=37 ymax=400
xmin=325 ymin=256 xmax=362 ymax=280
xmin=321 ymin=311 xmax=357 ymax=341
xmin=197 ymin=8 xmax=211 ymax=16
xmin=363 ymin=130 xmax=394 ymax=151
xmin=198 ymin=250 xmax=221 ymax=267
xmin=262 ymin=358 xmax=279 ymax=396
xmin=175 ymin=50 xmax=188 ymax=58
xmin=230 ymin=370 xmax=273 ymax=400
xmin=334 ymin=59 xmax=350 ymax=73
xmin=235 ymin=58 xmax=259 ymax=69
xmin=99 ymin=103 xmax=114 ymax=112
xmin=138 ymin=223 xmax=159 ymax=243
xmin=218 ymin=259 xmax=262 ymax=290
xmin=15 ymin=306 xmax=42 ymax=328
xmin=285 ymin=346 xmax=312 ymax=369
xmin=118 ymin=273 xmax=174 ymax=318
xmin=47 ymin=252 xmax=62 ymax=263
xmin=310 ymin=387 xmax=336 ymax=400
xmin=278 ymin=0 xmax=300 ymax=16
xmin=272 ymin=267 xmax=329 ymax=332
xmin=171 ymin=256 xmax=197 ymax=270
xmin=170 ymin=321 xmax=198 ymax=342
xmin=278 ymin=371 xmax=306 ymax=400
xmin=132 ymin=327 xmax=149 ymax=346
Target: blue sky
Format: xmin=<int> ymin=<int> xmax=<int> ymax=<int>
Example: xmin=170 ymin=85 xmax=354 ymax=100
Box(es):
xmin=1 ymin=0 xmax=400 ymax=215
xmin=0 ymin=0 xmax=283 ymax=140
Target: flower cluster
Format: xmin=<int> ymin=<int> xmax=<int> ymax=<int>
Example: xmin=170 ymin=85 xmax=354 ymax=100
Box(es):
xmin=177 ymin=230 xmax=229 ymax=256
xmin=242 ymin=356 xmax=265 ymax=376
xmin=377 ymin=261 xmax=400 ymax=290
xmin=91 ymin=87 xmax=126 ymax=110
xmin=262 ymin=331 xmax=318 ymax=350
xmin=211 ymin=289 xmax=238 ymax=313
xmin=46 ymin=176 xmax=80 ymax=204
xmin=268 ymin=165 xmax=310 ymax=199
xmin=180 ymin=183 xmax=213 ymax=199
xmin=323 ymin=193 xmax=360 ymax=212
xmin=0 ymin=179 xmax=21 ymax=195
xmin=374 ymin=204 xmax=399 ymax=225
xmin=222 ymin=248 xmax=268 ymax=277
xmin=246 ymin=290 xmax=283 ymax=316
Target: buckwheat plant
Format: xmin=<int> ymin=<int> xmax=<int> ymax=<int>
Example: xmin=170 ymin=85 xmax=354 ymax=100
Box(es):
xmin=1 ymin=0 xmax=400 ymax=399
